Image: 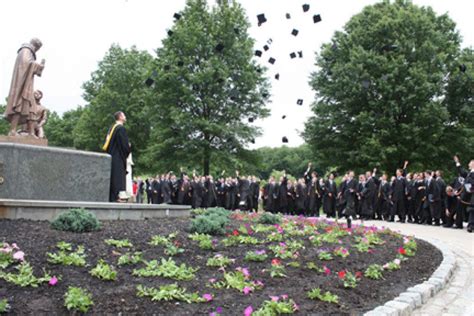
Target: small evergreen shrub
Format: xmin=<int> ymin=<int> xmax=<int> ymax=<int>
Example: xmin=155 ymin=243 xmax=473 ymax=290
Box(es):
xmin=258 ymin=212 xmax=281 ymax=225
xmin=51 ymin=208 xmax=101 ymax=233
xmin=189 ymin=208 xmax=230 ymax=235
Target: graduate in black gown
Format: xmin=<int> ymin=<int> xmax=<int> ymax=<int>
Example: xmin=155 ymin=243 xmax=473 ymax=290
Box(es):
xmin=322 ymin=173 xmax=337 ymax=218
xmin=103 ymin=111 xmax=131 ymax=202
xmin=454 ymin=156 xmax=474 ymax=233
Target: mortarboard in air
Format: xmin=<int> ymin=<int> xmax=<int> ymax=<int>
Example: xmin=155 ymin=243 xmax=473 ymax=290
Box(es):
xmin=256 ymin=67 xmax=262 ymax=73
xmin=362 ymin=80 xmax=370 ymax=89
xmin=459 ymin=64 xmax=467 ymax=73
xmin=192 ymin=84 xmax=199 ymax=91
xmin=297 ymin=99 xmax=303 ymax=105
xmin=290 ymin=52 xmax=297 ymax=59
xmin=298 ymin=51 xmax=303 ymax=58
xmin=174 ymin=13 xmax=181 ymax=20
xmin=217 ymin=78 xmax=224 ymax=84
xmin=164 ymin=65 xmax=171 ymax=71
xmin=145 ymin=77 xmax=154 ymax=87
xmin=286 ymin=13 xmax=291 ymax=19
xmin=234 ymin=28 xmax=240 ymax=35
xmin=275 ymin=73 xmax=280 ymax=80
xmin=268 ymin=57 xmax=276 ymax=65
xmin=177 ymin=60 xmax=184 ymax=67
xmin=262 ymin=92 xmax=269 ymax=98
xmin=282 ymin=115 xmax=286 ymax=119
xmin=291 ymin=29 xmax=299 ymax=36
xmin=303 ymin=4 xmax=310 ymax=12
xmin=257 ymin=13 xmax=267 ymax=26
xmin=248 ymin=117 xmax=254 ymax=123
xmin=215 ymin=43 xmax=225 ymax=52
xmin=167 ymin=30 xmax=173 ymax=37
xmin=263 ymin=45 xmax=269 ymax=51
xmin=251 ymin=139 xmax=255 ymax=144
xmin=313 ymin=14 xmax=322 ymax=23
xmin=255 ymin=50 xmax=263 ymax=57
xmin=267 ymin=38 xmax=273 ymax=45
xmin=282 ymin=136 xmax=289 ymax=143
xmin=381 ymin=44 xmax=397 ymax=52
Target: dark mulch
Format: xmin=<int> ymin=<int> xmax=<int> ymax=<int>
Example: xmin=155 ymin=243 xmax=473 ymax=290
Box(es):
xmin=0 ymin=217 xmax=442 ymax=315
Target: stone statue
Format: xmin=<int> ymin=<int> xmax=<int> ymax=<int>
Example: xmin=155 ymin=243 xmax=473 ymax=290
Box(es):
xmin=18 ymin=90 xmax=48 ymax=138
xmin=4 ymin=38 xmax=45 ymax=137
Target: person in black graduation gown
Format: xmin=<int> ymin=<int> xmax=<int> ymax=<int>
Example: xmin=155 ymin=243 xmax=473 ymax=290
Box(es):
xmin=205 ymin=176 xmax=218 ymax=208
xmin=307 ymin=173 xmax=322 ymax=217
xmin=376 ymin=173 xmax=392 ymax=220
xmin=250 ymin=176 xmax=260 ymax=212
xmin=342 ymin=171 xmax=358 ymax=227
xmin=161 ymin=173 xmax=172 ymax=204
xmin=336 ymin=174 xmax=348 ymax=218
xmin=287 ymin=180 xmax=296 ymax=215
xmin=263 ymin=177 xmax=277 ymax=213
xmin=323 ymin=173 xmax=337 ymax=218
xmin=178 ymin=173 xmax=192 ymax=205
xmin=236 ymin=171 xmax=251 ymax=210
xmin=454 ymin=156 xmax=474 ymax=232
xmin=435 ymin=170 xmax=447 ymax=225
xmin=145 ymin=178 xmax=153 ymax=204
xmin=103 ymin=111 xmax=131 ymax=202
xmin=295 ymin=178 xmax=307 ymax=215
xmin=151 ymin=175 xmax=162 ymax=204
xmin=277 ymin=172 xmax=289 ymax=213
xmin=390 ymin=161 xmax=409 ymax=222
xmin=447 ymin=174 xmax=466 ymax=229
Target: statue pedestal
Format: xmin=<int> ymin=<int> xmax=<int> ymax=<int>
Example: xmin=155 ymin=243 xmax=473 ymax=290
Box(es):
xmin=0 ymin=143 xmax=110 ymax=202
xmin=0 ymin=135 xmax=48 ymax=146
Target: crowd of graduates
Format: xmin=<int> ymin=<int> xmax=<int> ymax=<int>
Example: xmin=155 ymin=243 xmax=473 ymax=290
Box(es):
xmin=133 ymin=156 xmax=474 ymax=233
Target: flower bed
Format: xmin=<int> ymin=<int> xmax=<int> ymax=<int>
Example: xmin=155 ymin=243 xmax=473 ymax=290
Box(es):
xmin=0 ymin=213 xmax=442 ymax=315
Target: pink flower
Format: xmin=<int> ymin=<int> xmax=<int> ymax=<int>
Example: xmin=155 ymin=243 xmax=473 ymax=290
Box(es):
xmin=394 ymin=258 xmax=401 ymax=265
xmin=12 ymin=243 xmax=19 ymax=249
xmin=243 ymin=286 xmax=252 ymax=295
xmin=209 ymin=278 xmax=216 ymax=283
xmin=293 ymin=303 xmax=300 ymax=311
xmin=49 ymin=276 xmax=58 ymax=286
xmin=244 ymin=305 xmax=253 ymax=316
xmin=270 ymin=295 xmax=279 ymax=302
xmin=202 ymin=293 xmax=213 ymax=302
xmin=13 ymin=251 xmax=24 ymax=261
xmin=281 ymin=294 xmax=288 ymax=300
xmin=254 ymin=280 xmax=264 ymax=287
xmin=323 ymin=266 xmax=331 ymax=276
xmin=242 ymin=268 xmax=250 ymax=278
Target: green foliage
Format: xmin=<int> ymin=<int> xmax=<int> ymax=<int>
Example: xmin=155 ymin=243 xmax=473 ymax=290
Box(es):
xmin=365 ymin=264 xmax=384 ymax=280
xmin=149 ymin=232 xmax=177 ymax=246
xmin=104 ymin=239 xmax=133 ymax=248
xmin=164 ymin=243 xmax=185 ymax=256
xmin=333 ymin=247 xmax=350 ymax=258
xmin=0 ymin=298 xmax=10 ymax=313
xmin=0 ymin=105 xmax=11 ymax=135
xmin=306 ymin=262 xmax=324 ymax=273
xmin=118 ymin=252 xmax=143 ymax=266
xmin=47 ymin=243 xmax=87 ymax=267
xmin=0 ymin=252 xmax=14 ymax=270
xmin=0 ymin=262 xmax=51 ymax=287
xmin=253 ymin=297 xmax=298 ymax=316
xmin=64 ymin=286 xmax=94 ymax=313
xmin=258 ymin=212 xmax=282 ymax=225
xmin=189 ymin=233 xmax=216 ymax=250
xmin=307 ymin=288 xmax=339 ymax=304
xmin=51 ymin=208 xmax=101 ymax=233
xmin=340 ymin=271 xmax=359 ymax=288
xmin=206 ymin=254 xmax=234 ymax=268
xmin=132 ymin=258 xmax=198 ymax=281
xmin=190 ymin=207 xmax=230 ymax=235
xmin=303 ymin=0 xmax=466 ymax=173
xmin=143 ymin=0 xmax=270 ymax=174
xmin=136 ymin=284 xmax=205 ymax=303
xmin=89 ymin=260 xmax=117 ymax=281
xmin=270 ymin=263 xmax=287 ymax=278
xmin=212 ymin=270 xmax=263 ymax=292
xmin=318 ymin=251 xmax=333 ymax=261
xmin=244 ymin=250 xmax=268 ymax=262
xmin=45 ymin=108 xmax=84 ymax=148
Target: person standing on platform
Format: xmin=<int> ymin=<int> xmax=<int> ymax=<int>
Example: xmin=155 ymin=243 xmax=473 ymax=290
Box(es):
xmin=103 ymin=111 xmax=131 ymax=202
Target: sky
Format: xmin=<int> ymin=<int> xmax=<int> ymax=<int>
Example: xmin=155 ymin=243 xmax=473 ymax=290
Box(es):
xmin=0 ymin=0 xmax=472 ymax=149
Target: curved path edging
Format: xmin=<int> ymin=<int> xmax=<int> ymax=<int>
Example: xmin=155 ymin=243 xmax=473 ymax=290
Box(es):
xmin=364 ymin=236 xmax=456 ymax=316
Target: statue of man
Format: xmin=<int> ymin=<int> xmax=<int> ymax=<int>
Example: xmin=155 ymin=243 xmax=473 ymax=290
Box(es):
xmin=33 ymin=90 xmax=48 ymax=138
xmin=4 ymin=38 xmax=45 ymax=136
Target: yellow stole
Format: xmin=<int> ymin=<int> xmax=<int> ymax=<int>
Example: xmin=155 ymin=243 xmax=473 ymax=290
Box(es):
xmin=102 ymin=123 xmax=120 ymax=152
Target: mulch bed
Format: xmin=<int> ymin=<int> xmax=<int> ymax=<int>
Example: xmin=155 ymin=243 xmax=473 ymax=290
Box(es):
xmin=0 ymin=215 xmax=442 ymax=315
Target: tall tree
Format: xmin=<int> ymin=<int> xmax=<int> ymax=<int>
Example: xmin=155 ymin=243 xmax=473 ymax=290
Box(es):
xmin=303 ymin=0 xmax=464 ymax=174
xmin=76 ymin=44 xmax=155 ymax=172
xmin=45 ymin=107 xmax=84 ymax=148
xmin=143 ymin=0 xmax=270 ymax=175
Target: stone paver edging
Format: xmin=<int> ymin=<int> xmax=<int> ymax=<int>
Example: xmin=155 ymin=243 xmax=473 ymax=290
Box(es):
xmin=364 ymin=236 xmax=456 ymax=316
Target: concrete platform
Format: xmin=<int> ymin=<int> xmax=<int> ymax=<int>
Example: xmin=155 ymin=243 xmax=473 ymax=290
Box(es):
xmin=0 ymin=199 xmax=191 ymax=221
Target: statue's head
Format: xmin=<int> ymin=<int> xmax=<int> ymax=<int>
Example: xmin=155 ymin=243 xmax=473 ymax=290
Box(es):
xmin=30 ymin=38 xmax=42 ymax=52
xmin=34 ymin=90 xmax=43 ymax=101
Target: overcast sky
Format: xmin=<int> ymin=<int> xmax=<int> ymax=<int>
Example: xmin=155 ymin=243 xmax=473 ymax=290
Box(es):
xmin=0 ymin=0 xmax=472 ymax=148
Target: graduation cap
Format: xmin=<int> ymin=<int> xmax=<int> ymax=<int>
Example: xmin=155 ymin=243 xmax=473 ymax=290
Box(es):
xmin=177 ymin=60 xmax=184 ymax=67
xmin=257 ymin=13 xmax=267 ymax=26
xmin=282 ymin=136 xmax=289 ymax=143
xmin=192 ymin=84 xmax=200 ymax=91
xmin=282 ymin=115 xmax=286 ymax=119
xmin=167 ymin=30 xmax=174 ymax=37
xmin=250 ymin=139 xmax=255 ymax=144
xmin=298 ymin=51 xmax=303 ymax=58
xmin=255 ymin=67 xmax=262 ymax=73
xmin=275 ymin=73 xmax=280 ymax=80
xmin=459 ymin=64 xmax=467 ymax=73
xmin=302 ymin=4 xmax=310 ymax=12
xmin=297 ymin=99 xmax=304 ymax=105
xmin=215 ymin=43 xmax=225 ymax=53
xmin=262 ymin=92 xmax=269 ymax=98
xmin=313 ymin=14 xmax=322 ymax=23
xmin=263 ymin=45 xmax=269 ymax=51
xmin=268 ymin=57 xmax=276 ymax=65
xmin=381 ymin=44 xmax=398 ymax=52
xmin=362 ymin=80 xmax=371 ymax=89
xmin=255 ymin=50 xmax=263 ymax=57
xmin=248 ymin=117 xmax=254 ymax=123
xmin=233 ymin=28 xmax=240 ymax=35
xmin=267 ymin=38 xmax=273 ymax=45
xmin=173 ymin=13 xmax=181 ymax=20
xmin=145 ymin=77 xmax=154 ymax=87
xmin=291 ymin=29 xmax=299 ymax=36
xmin=290 ymin=52 xmax=297 ymax=59
xmin=164 ymin=65 xmax=171 ymax=71
xmin=286 ymin=13 xmax=291 ymax=19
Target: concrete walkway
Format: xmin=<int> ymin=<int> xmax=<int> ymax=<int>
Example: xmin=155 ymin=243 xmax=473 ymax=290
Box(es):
xmin=358 ymin=219 xmax=474 ymax=316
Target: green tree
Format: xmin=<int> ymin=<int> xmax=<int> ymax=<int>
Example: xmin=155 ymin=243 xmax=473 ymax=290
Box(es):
xmin=303 ymin=0 xmax=464 ymax=174
xmin=144 ymin=0 xmax=270 ymax=175
xmin=0 ymin=105 xmax=9 ymax=135
xmin=45 ymin=107 xmax=84 ymax=148
xmin=76 ymin=44 xmax=155 ymax=172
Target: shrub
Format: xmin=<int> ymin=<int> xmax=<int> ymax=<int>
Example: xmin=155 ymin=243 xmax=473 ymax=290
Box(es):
xmin=64 ymin=286 xmax=94 ymax=313
xmin=0 ymin=298 xmax=10 ymax=313
xmin=51 ymin=208 xmax=101 ymax=233
xmin=258 ymin=212 xmax=281 ymax=225
xmin=189 ymin=208 xmax=230 ymax=235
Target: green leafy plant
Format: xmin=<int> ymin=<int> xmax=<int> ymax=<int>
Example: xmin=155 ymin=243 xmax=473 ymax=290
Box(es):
xmin=0 ymin=298 xmax=10 ymax=313
xmin=89 ymin=260 xmax=117 ymax=281
xmin=258 ymin=212 xmax=282 ymax=225
xmin=287 ymin=261 xmax=301 ymax=268
xmin=306 ymin=262 xmax=324 ymax=273
xmin=365 ymin=264 xmax=384 ymax=280
xmin=244 ymin=250 xmax=268 ymax=262
xmin=149 ymin=232 xmax=178 ymax=246
xmin=206 ymin=254 xmax=234 ymax=268
xmin=354 ymin=241 xmax=372 ymax=253
xmin=133 ymin=258 xmax=198 ymax=281
xmin=384 ymin=259 xmax=401 ymax=271
xmin=118 ymin=252 xmax=143 ymax=266
xmin=333 ymin=247 xmax=350 ymax=258
xmin=253 ymin=297 xmax=298 ymax=315
xmin=164 ymin=242 xmax=185 ymax=256
xmin=188 ymin=233 xmax=216 ymax=250
xmin=252 ymin=224 xmax=276 ymax=233
xmin=212 ymin=270 xmax=263 ymax=293
xmin=0 ymin=262 xmax=51 ymax=287
xmin=237 ymin=236 xmax=260 ymax=245
xmin=189 ymin=208 xmax=230 ymax=235
xmin=47 ymin=243 xmax=87 ymax=267
xmin=318 ymin=250 xmax=333 ymax=261
xmin=64 ymin=286 xmax=94 ymax=313
xmin=136 ymin=284 xmax=205 ymax=303
xmin=104 ymin=239 xmax=133 ymax=248
xmin=51 ymin=208 xmax=101 ymax=233
xmin=266 ymin=232 xmax=284 ymax=242
xmin=307 ymin=288 xmax=339 ymax=304
xmin=338 ymin=271 xmax=360 ymax=288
